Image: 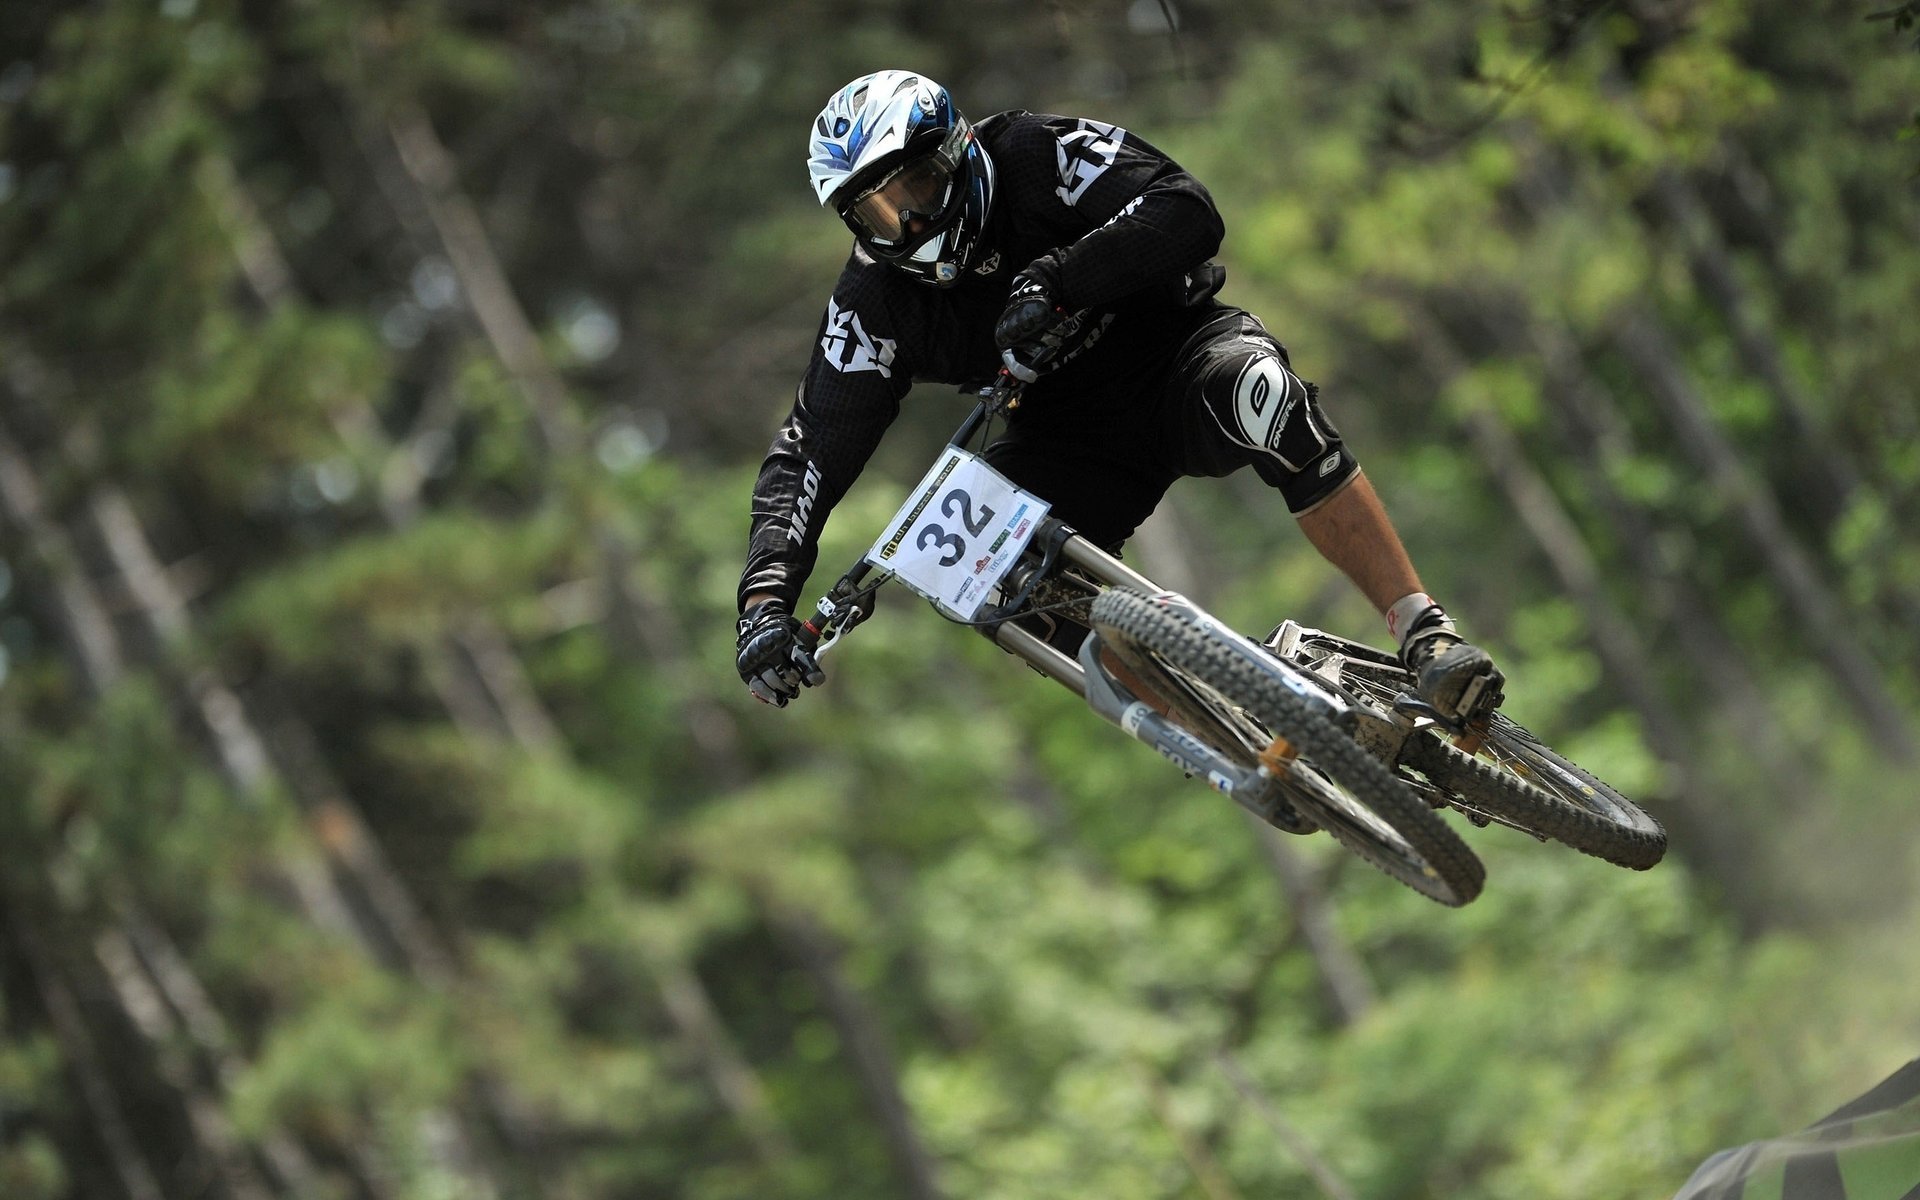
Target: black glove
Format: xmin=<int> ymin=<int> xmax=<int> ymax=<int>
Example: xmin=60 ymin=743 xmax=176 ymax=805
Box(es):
xmin=994 ymin=257 xmax=1070 ymax=382
xmin=735 ymin=599 xmax=825 ymax=707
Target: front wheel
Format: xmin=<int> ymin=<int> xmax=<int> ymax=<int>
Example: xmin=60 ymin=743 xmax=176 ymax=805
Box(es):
xmin=1089 ymin=589 xmax=1484 ymax=907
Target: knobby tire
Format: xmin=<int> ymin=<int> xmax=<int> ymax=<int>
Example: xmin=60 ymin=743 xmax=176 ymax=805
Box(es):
xmin=1400 ymin=721 xmax=1667 ymax=870
xmin=1090 ymin=589 xmax=1484 ymax=907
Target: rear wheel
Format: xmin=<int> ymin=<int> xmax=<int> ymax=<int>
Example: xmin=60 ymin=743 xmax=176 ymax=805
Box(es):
xmin=1090 ymin=589 xmax=1484 ymax=907
xmin=1402 ymin=718 xmax=1666 ymax=869
xmin=1317 ymin=652 xmax=1666 ymax=870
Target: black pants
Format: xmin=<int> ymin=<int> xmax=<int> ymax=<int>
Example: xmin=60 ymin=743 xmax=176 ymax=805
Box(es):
xmin=981 ymin=308 xmax=1358 ymax=550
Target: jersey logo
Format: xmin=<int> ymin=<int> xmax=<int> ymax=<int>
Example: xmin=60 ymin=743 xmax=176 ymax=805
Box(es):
xmin=820 ymin=298 xmax=897 ymax=377
xmin=788 ymin=462 xmax=822 ymax=544
xmin=974 ymin=250 xmax=1002 ymax=276
xmin=1055 ymin=120 xmax=1125 ymax=206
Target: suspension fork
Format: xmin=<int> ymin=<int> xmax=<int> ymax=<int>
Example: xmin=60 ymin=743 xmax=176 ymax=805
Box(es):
xmin=1072 ymin=630 xmax=1302 ymax=825
xmin=972 ymin=523 xmax=1162 ymax=693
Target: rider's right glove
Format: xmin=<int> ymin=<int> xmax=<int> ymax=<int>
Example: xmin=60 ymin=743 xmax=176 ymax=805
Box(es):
xmin=735 ymin=598 xmax=825 ymax=707
xmin=994 ymin=256 xmax=1071 ymax=383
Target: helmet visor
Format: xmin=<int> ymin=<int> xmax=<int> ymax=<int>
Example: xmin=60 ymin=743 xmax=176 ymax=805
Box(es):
xmin=843 ymin=154 xmax=957 ymax=246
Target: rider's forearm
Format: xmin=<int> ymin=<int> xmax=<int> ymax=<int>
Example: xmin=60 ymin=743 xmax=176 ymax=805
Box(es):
xmin=740 ymin=489 xmax=819 ymax=616
xmin=1052 ymin=186 xmax=1223 ymax=312
xmin=1293 ymin=470 xmax=1425 ymax=616
xmin=741 ymin=364 xmax=905 ymax=615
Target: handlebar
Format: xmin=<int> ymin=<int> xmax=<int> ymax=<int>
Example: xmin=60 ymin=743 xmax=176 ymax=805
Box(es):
xmin=792 ymin=355 xmax=1045 ymax=657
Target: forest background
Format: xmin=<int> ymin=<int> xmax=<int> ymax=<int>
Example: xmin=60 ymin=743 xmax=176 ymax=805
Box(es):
xmin=0 ymin=0 xmax=1917 ymax=1197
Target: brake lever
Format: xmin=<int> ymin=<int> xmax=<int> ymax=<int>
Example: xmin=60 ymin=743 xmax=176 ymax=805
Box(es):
xmin=803 ymin=583 xmax=878 ymax=663
xmin=811 ymin=619 xmax=849 ymax=662
xmin=985 ymin=369 xmax=1026 ymax=415
xmin=983 ymin=338 xmax=1060 ymax=413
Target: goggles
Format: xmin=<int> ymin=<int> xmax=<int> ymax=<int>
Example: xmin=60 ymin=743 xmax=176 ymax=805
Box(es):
xmin=837 ymin=125 xmax=972 ymax=252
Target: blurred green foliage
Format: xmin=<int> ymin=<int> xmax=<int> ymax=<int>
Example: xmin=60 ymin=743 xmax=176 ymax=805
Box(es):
xmin=0 ymin=0 xmax=1916 ymax=1197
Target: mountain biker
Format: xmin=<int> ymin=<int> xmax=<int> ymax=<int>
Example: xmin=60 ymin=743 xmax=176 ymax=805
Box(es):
xmin=736 ymin=69 xmax=1502 ymax=720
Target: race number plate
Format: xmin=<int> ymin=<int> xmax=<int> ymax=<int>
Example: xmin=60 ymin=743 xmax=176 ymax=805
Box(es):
xmin=865 ymin=448 xmax=1049 ymax=620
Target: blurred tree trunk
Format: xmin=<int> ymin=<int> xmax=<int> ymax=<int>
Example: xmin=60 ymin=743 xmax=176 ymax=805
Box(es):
xmin=87 ymin=485 xmax=469 ymax=979
xmin=195 ymin=145 xmax=799 ymax=1168
xmin=1217 ymin=1049 xmax=1362 ymax=1200
xmin=1599 ymin=67 xmax=1890 ymax=578
xmin=0 ymin=400 xmax=516 ymax=1197
xmin=770 ymin=906 xmax=950 ymax=1200
xmin=1607 ymin=312 xmax=1917 ymax=762
xmin=1492 ymin=313 xmax=1822 ymax=799
xmin=0 ymin=423 xmax=123 ymax=692
xmin=112 ymin=915 xmax=347 ymax=1196
xmin=1642 ymin=169 xmax=1863 ymax=528
xmin=351 ymin=421 xmax=798 ymax=1165
xmin=0 ymin=421 xmax=387 ymax=1197
xmin=384 ymin=103 xmax=581 ymax=458
xmin=91 ymin=929 xmax=282 ymax=1200
xmin=367 ymin=97 xmax=747 ymax=755
xmin=1509 ymin=145 xmax=1916 ymax=762
xmin=2 ymin=906 xmax=166 ymax=1200
xmin=1135 ymin=1060 xmax=1246 ymax=1200
xmin=362 ymin=98 xmax=916 ymax=1178
xmin=1242 ymin=823 xmax=1377 ymax=1023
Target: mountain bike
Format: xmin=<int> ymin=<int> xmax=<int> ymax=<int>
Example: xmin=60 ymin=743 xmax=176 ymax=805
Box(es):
xmin=789 ymin=369 xmax=1664 ymax=906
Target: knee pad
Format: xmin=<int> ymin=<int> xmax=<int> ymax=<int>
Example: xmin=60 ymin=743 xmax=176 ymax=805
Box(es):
xmin=1224 ymin=354 xmax=1334 ymax=474
xmin=1204 ymin=349 xmax=1357 ymax=510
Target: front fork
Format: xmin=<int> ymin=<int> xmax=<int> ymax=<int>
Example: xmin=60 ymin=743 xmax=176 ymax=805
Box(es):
xmin=978 ymin=532 xmax=1317 ymax=828
xmin=1073 ymin=632 xmax=1310 ymax=831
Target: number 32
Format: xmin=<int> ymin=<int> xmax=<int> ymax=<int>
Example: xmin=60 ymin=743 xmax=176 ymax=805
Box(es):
xmin=914 ymin=488 xmax=995 ymax=567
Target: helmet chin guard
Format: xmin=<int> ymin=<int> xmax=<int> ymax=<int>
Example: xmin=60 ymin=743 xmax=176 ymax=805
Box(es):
xmin=808 ymin=70 xmax=996 ymax=287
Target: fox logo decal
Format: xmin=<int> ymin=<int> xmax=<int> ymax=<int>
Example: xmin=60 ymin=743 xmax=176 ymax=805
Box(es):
xmin=820 ymin=298 xmax=897 ymax=377
xmin=1055 ymin=120 xmax=1125 ymax=206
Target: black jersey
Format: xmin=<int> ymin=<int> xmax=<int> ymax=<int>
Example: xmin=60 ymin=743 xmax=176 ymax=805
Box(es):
xmin=740 ymin=110 xmax=1232 ymax=612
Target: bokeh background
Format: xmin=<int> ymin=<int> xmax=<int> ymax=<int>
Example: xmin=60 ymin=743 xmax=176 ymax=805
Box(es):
xmin=1 ymin=1 xmax=1917 ymax=1197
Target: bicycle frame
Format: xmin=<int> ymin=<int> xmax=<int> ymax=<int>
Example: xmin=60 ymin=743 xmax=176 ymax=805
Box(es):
xmin=793 ymin=382 xmax=1338 ymax=828
xmin=1266 ymin=619 xmax=1425 ymax=784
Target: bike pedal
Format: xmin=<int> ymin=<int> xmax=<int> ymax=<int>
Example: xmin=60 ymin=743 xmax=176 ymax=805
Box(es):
xmin=1458 ymin=677 xmax=1485 ymax=717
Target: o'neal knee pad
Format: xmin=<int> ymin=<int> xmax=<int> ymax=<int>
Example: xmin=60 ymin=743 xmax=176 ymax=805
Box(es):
xmin=1205 ymin=347 xmax=1358 ymax=512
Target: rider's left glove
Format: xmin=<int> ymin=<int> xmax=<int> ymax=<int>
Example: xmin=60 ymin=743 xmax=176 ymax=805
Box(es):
xmin=994 ymin=256 xmax=1071 ymax=383
xmin=735 ymin=598 xmax=825 ymax=707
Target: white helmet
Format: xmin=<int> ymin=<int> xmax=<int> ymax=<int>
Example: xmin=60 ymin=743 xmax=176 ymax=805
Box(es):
xmin=807 ymin=70 xmax=996 ymax=286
